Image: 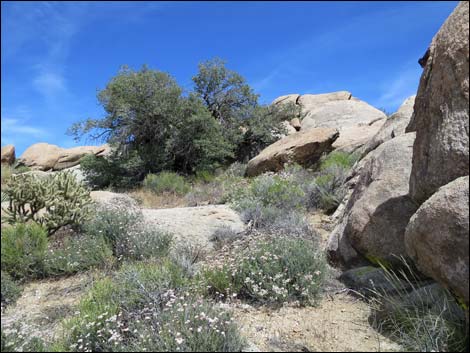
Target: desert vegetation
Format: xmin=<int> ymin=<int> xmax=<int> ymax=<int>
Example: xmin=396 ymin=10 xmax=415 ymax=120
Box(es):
xmin=2 ymin=5 xmax=469 ymax=349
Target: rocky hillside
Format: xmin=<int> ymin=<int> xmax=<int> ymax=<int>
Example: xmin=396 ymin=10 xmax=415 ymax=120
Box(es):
xmin=1 ymin=2 xmax=468 ymax=352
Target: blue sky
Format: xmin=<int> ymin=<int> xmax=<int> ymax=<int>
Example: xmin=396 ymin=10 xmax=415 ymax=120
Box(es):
xmin=1 ymin=1 xmax=458 ymax=155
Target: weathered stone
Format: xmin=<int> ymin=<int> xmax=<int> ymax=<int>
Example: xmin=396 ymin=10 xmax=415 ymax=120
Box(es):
xmin=271 ymin=94 xmax=300 ymax=106
xmin=329 ymin=133 xmax=418 ymax=267
xmin=301 ymin=99 xmax=386 ymax=152
xmin=245 ymin=128 xmax=339 ymax=177
xmin=297 ymin=91 xmax=352 ymax=110
xmin=1 ymin=145 xmax=15 ymax=165
xmin=290 ymin=118 xmax=301 ymax=131
xmin=339 ymin=266 xmax=415 ymax=297
xmin=406 ymin=2 xmax=469 ymax=204
xmin=18 ymin=143 xmax=110 ymax=171
xmin=405 ymin=176 xmax=469 ymax=305
xmin=360 ymin=95 xmax=415 ymax=158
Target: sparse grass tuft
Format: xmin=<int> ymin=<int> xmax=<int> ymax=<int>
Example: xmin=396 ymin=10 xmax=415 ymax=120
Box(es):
xmin=368 ymin=259 xmax=468 ymax=352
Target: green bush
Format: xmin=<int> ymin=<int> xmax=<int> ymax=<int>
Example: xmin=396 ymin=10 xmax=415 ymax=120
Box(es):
xmin=143 ymin=171 xmax=190 ymax=195
xmin=228 ymin=173 xmax=306 ymax=228
xmin=60 ymin=260 xmax=243 ymax=352
xmin=1 ymin=271 xmax=22 ymax=308
xmin=203 ymin=237 xmax=327 ymax=306
xmin=83 ymin=200 xmax=172 ymax=261
xmin=2 ymin=172 xmax=92 ymax=235
xmin=1 ymin=223 xmax=48 ymax=280
xmin=43 ymin=234 xmax=114 ymax=276
xmin=318 ymin=151 xmax=358 ymax=171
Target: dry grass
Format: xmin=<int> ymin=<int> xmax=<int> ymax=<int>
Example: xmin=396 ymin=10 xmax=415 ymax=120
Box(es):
xmin=127 ymin=188 xmax=189 ymax=209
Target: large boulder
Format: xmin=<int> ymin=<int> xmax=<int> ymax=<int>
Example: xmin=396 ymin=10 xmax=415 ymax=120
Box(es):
xmin=1 ymin=145 xmax=15 ymax=165
xmin=328 ymin=133 xmax=418 ymax=267
xmin=301 ymin=99 xmax=386 ymax=152
xmin=18 ymin=143 xmax=110 ymax=171
xmin=406 ymin=2 xmax=469 ymax=204
xmin=359 ymin=95 xmax=416 ymax=158
xmin=271 ymin=94 xmax=300 ymax=106
xmin=142 ymin=205 xmax=245 ymax=249
xmin=297 ymin=91 xmax=352 ymax=110
xmin=405 ymin=176 xmax=469 ymax=305
xmin=245 ymin=128 xmax=339 ymax=177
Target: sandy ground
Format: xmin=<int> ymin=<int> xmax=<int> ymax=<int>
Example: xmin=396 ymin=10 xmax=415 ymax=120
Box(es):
xmin=1 ymin=273 xmax=94 ymax=341
xmin=230 ymin=292 xmax=401 ymax=352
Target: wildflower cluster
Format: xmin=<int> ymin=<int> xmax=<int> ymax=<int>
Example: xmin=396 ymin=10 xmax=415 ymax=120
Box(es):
xmin=61 ymin=261 xmax=245 ymax=352
xmin=83 ymin=198 xmax=172 ymax=261
xmin=202 ymin=236 xmax=327 ymax=306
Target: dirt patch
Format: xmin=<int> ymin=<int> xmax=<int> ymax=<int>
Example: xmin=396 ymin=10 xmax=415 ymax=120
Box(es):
xmin=1 ymin=273 xmax=94 ymax=341
xmin=230 ymin=292 xmax=401 ymax=352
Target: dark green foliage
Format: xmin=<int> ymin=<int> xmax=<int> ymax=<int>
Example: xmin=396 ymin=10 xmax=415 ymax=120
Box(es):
xmin=1 ymin=223 xmax=48 ymax=280
xmin=235 ymin=102 xmax=300 ymax=161
xmin=80 ymin=151 xmax=146 ymax=190
xmin=70 ymin=65 xmax=235 ymax=184
xmin=1 ymin=271 xmax=22 ymax=308
xmin=193 ymin=57 xmax=258 ymax=127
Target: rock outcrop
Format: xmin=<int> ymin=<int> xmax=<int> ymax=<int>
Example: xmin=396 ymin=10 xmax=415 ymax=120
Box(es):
xmin=327 ymin=133 xmax=418 ymax=267
xmin=142 ymin=205 xmax=245 ymax=249
xmin=405 ymin=176 xmax=469 ymax=305
xmin=1 ymin=145 xmax=15 ymax=165
xmin=245 ymin=128 xmax=339 ymax=177
xmin=18 ymin=143 xmax=110 ymax=171
xmin=406 ymin=1 xmax=469 ymax=204
xmin=301 ymin=99 xmax=386 ymax=152
xmin=359 ymin=95 xmax=416 ymax=158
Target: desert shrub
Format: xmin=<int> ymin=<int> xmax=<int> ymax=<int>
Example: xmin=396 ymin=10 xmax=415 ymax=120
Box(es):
xmin=126 ymin=293 xmax=245 ymax=352
xmin=143 ymin=171 xmax=190 ymax=195
xmin=309 ymin=165 xmax=349 ymax=214
xmin=368 ymin=261 xmax=468 ymax=352
xmin=1 ymin=271 xmax=22 ymax=309
xmin=203 ymin=237 xmax=327 ymax=306
xmin=1 ymin=326 xmax=49 ymax=352
xmin=61 ymin=260 xmax=244 ymax=352
xmin=2 ymin=171 xmax=92 ymax=235
xmin=1 ymin=223 xmax=48 ymax=280
xmin=171 ymin=242 xmax=207 ymax=277
xmin=228 ymin=172 xmax=306 ymax=228
xmin=318 ymin=151 xmax=358 ymax=171
xmin=185 ymin=171 xmax=246 ymax=206
xmin=306 ymin=151 xmax=358 ymax=214
xmin=210 ymin=226 xmax=243 ymax=249
xmin=83 ymin=201 xmax=172 ymax=261
xmin=43 ymin=234 xmax=114 ymax=276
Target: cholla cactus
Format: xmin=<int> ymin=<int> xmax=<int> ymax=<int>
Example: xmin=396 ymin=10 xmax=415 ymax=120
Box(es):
xmin=2 ymin=171 xmax=92 ymax=235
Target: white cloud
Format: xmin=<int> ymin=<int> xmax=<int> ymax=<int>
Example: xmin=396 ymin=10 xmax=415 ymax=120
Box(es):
xmin=1 ymin=117 xmax=48 ymax=138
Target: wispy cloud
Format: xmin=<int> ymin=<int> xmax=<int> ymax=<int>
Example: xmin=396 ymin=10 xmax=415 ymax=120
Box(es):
xmin=373 ymin=63 xmax=421 ymax=112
